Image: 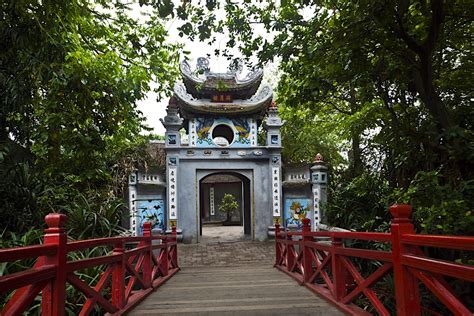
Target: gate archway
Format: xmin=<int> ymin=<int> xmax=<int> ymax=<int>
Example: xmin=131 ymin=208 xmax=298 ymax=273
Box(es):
xmin=198 ymin=171 xmax=251 ymax=241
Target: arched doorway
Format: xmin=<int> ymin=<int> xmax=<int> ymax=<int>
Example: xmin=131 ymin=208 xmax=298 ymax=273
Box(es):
xmin=199 ymin=172 xmax=251 ymax=241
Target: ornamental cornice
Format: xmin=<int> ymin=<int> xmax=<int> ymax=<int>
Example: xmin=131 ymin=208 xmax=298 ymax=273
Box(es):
xmin=173 ymin=82 xmax=273 ymax=117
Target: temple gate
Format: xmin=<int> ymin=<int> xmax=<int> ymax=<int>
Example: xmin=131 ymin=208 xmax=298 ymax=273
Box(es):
xmin=127 ymin=58 xmax=328 ymax=242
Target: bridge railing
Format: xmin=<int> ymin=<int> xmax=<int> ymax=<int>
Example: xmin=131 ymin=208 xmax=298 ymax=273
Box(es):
xmin=275 ymin=204 xmax=474 ymax=315
xmin=0 ymin=213 xmax=179 ymax=316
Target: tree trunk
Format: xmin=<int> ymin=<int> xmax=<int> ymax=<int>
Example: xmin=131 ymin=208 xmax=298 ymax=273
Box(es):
xmin=349 ymin=87 xmax=363 ymax=177
xmin=414 ymin=54 xmax=452 ymax=132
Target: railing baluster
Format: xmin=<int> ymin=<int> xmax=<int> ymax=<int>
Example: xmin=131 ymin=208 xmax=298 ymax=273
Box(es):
xmin=274 ymin=223 xmax=281 ymax=267
xmin=112 ymin=239 xmax=126 ymax=309
xmin=390 ymin=204 xmax=421 ymax=316
xmin=142 ymin=222 xmax=152 ymax=289
xmin=171 ymin=225 xmax=178 ymax=268
xmin=0 ymin=215 xmax=180 ymax=315
xmin=161 ymin=236 xmax=169 ymax=276
xmin=42 ymin=214 xmax=67 ymax=316
xmin=331 ymin=235 xmax=348 ymax=300
xmin=302 ymin=219 xmax=313 ymax=283
xmin=286 ymin=232 xmax=294 ymax=272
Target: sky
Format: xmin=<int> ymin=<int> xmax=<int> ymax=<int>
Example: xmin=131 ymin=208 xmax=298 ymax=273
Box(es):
xmin=134 ymin=6 xmax=279 ymax=136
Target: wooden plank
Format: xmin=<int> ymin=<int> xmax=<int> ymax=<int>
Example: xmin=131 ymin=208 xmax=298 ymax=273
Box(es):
xmin=129 ymin=265 xmax=343 ymax=316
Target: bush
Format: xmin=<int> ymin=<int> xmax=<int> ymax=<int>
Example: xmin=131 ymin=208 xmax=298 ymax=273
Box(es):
xmin=326 ymin=172 xmax=391 ymax=231
xmin=392 ymin=170 xmax=474 ymax=236
xmin=218 ymin=193 xmax=239 ymax=223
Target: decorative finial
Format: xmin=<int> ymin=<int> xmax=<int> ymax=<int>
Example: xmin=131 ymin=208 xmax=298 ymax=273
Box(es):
xmin=169 ymin=96 xmax=177 ymax=106
xmin=196 ymin=57 xmax=210 ymax=74
xmin=314 ymin=153 xmax=323 ymax=163
xmin=45 ymin=213 xmax=67 ymax=229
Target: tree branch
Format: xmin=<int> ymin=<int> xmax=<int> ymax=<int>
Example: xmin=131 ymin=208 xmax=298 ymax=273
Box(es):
xmin=391 ymin=8 xmax=423 ymax=55
xmin=424 ymin=0 xmax=444 ymax=54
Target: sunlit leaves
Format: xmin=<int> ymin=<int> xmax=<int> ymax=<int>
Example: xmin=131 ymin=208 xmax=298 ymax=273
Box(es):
xmin=1 ymin=0 xmax=181 ymax=196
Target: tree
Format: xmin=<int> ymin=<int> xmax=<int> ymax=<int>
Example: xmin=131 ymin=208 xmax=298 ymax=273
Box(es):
xmin=185 ymin=0 xmax=473 ymax=234
xmin=218 ymin=193 xmax=239 ymax=224
xmin=0 ymin=0 xmax=180 ymax=234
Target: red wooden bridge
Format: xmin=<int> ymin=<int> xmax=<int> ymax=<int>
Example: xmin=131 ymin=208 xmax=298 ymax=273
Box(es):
xmin=0 ymin=204 xmax=473 ymax=315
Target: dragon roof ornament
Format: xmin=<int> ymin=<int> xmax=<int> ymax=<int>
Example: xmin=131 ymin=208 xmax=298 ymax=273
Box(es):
xmin=179 ymin=57 xmax=264 ymax=99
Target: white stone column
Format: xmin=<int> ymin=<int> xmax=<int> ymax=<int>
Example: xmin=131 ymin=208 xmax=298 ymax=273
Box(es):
xmin=271 ymin=164 xmax=282 ymax=219
xmin=128 ymin=172 xmax=138 ymax=236
xmin=167 ymin=158 xmax=178 ymax=227
xmin=161 ymin=97 xmax=183 ymax=230
xmin=311 ymin=154 xmax=328 ymax=230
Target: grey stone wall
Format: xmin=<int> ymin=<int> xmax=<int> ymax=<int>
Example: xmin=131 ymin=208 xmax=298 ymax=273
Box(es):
xmin=175 ymin=158 xmax=272 ymax=243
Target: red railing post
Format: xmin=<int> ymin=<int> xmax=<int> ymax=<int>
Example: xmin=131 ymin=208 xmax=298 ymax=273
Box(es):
xmin=331 ymin=235 xmax=348 ymax=300
xmin=390 ymin=204 xmax=421 ymax=316
xmin=171 ymin=225 xmax=178 ymax=268
xmin=302 ymin=218 xmax=313 ymax=283
xmin=161 ymin=235 xmax=169 ymax=276
xmin=142 ymin=222 xmax=152 ymax=289
xmin=42 ymin=213 xmax=67 ymax=316
xmin=274 ymin=223 xmax=281 ymax=267
xmin=112 ymin=239 xmax=126 ymax=309
xmin=286 ymin=232 xmax=294 ymax=272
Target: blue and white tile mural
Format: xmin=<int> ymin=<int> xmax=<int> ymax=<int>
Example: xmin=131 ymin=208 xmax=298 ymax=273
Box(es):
xmin=195 ymin=117 xmax=253 ymax=147
xmin=137 ymin=199 xmax=165 ymax=235
xmin=284 ymin=198 xmax=311 ymax=228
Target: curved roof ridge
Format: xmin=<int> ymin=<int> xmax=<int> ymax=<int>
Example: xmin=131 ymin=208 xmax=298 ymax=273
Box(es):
xmin=179 ymin=58 xmax=264 ymax=99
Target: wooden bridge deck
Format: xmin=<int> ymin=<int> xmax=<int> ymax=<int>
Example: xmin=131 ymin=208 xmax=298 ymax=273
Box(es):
xmin=130 ymin=265 xmax=343 ymax=315
xmin=129 ymin=239 xmax=343 ymax=315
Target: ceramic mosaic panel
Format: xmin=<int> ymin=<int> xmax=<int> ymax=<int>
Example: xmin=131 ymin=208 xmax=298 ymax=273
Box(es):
xmin=137 ymin=199 xmax=165 ymax=235
xmin=195 ymin=117 xmax=253 ymax=148
xmin=284 ymin=198 xmax=311 ymax=228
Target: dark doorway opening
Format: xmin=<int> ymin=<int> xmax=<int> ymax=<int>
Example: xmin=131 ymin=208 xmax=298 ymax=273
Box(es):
xmin=199 ymin=172 xmax=251 ymax=241
xmin=212 ymin=124 xmax=235 ymax=146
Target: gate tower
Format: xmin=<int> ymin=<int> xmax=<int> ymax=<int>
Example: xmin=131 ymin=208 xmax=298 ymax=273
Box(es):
xmin=161 ymin=58 xmax=283 ymax=243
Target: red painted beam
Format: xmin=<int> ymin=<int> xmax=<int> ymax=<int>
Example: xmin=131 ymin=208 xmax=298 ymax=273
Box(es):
xmin=402 ymin=254 xmax=474 ymax=282
xmin=0 ymin=265 xmax=55 ymax=293
xmin=67 ymin=238 xmax=119 ymax=252
xmin=66 ymin=254 xmax=121 ymax=272
xmin=401 ymin=234 xmax=474 ymax=251
xmin=332 ymin=231 xmax=392 ymax=243
xmin=124 ymin=245 xmax=148 ymax=258
xmin=335 ymin=247 xmax=392 ymax=262
xmin=0 ymin=244 xmax=57 ymax=262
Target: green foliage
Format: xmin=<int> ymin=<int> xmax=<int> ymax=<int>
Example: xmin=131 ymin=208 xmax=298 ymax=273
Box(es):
xmin=0 ymin=144 xmax=47 ymax=233
xmin=190 ymin=0 xmax=474 ymax=237
xmin=218 ymin=193 xmax=239 ymax=222
xmin=279 ymin=104 xmax=344 ymax=167
xmin=393 ymin=170 xmax=474 ymax=236
xmin=0 ymin=2 xmax=179 ymax=311
xmin=1 ymin=0 xmax=178 ymax=235
xmin=326 ymin=173 xmax=391 ymax=232
xmin=63 ymin=193 xmax=126 ymax=240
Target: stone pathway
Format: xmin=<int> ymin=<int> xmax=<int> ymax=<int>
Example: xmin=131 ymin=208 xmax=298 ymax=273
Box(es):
xmin=200 ymin=225 xmax=246 ymax=243
xmin=129 ymin=239 xmax=344 ymax=315
xmin=178 ymin=240 xmax=274 ymax=267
